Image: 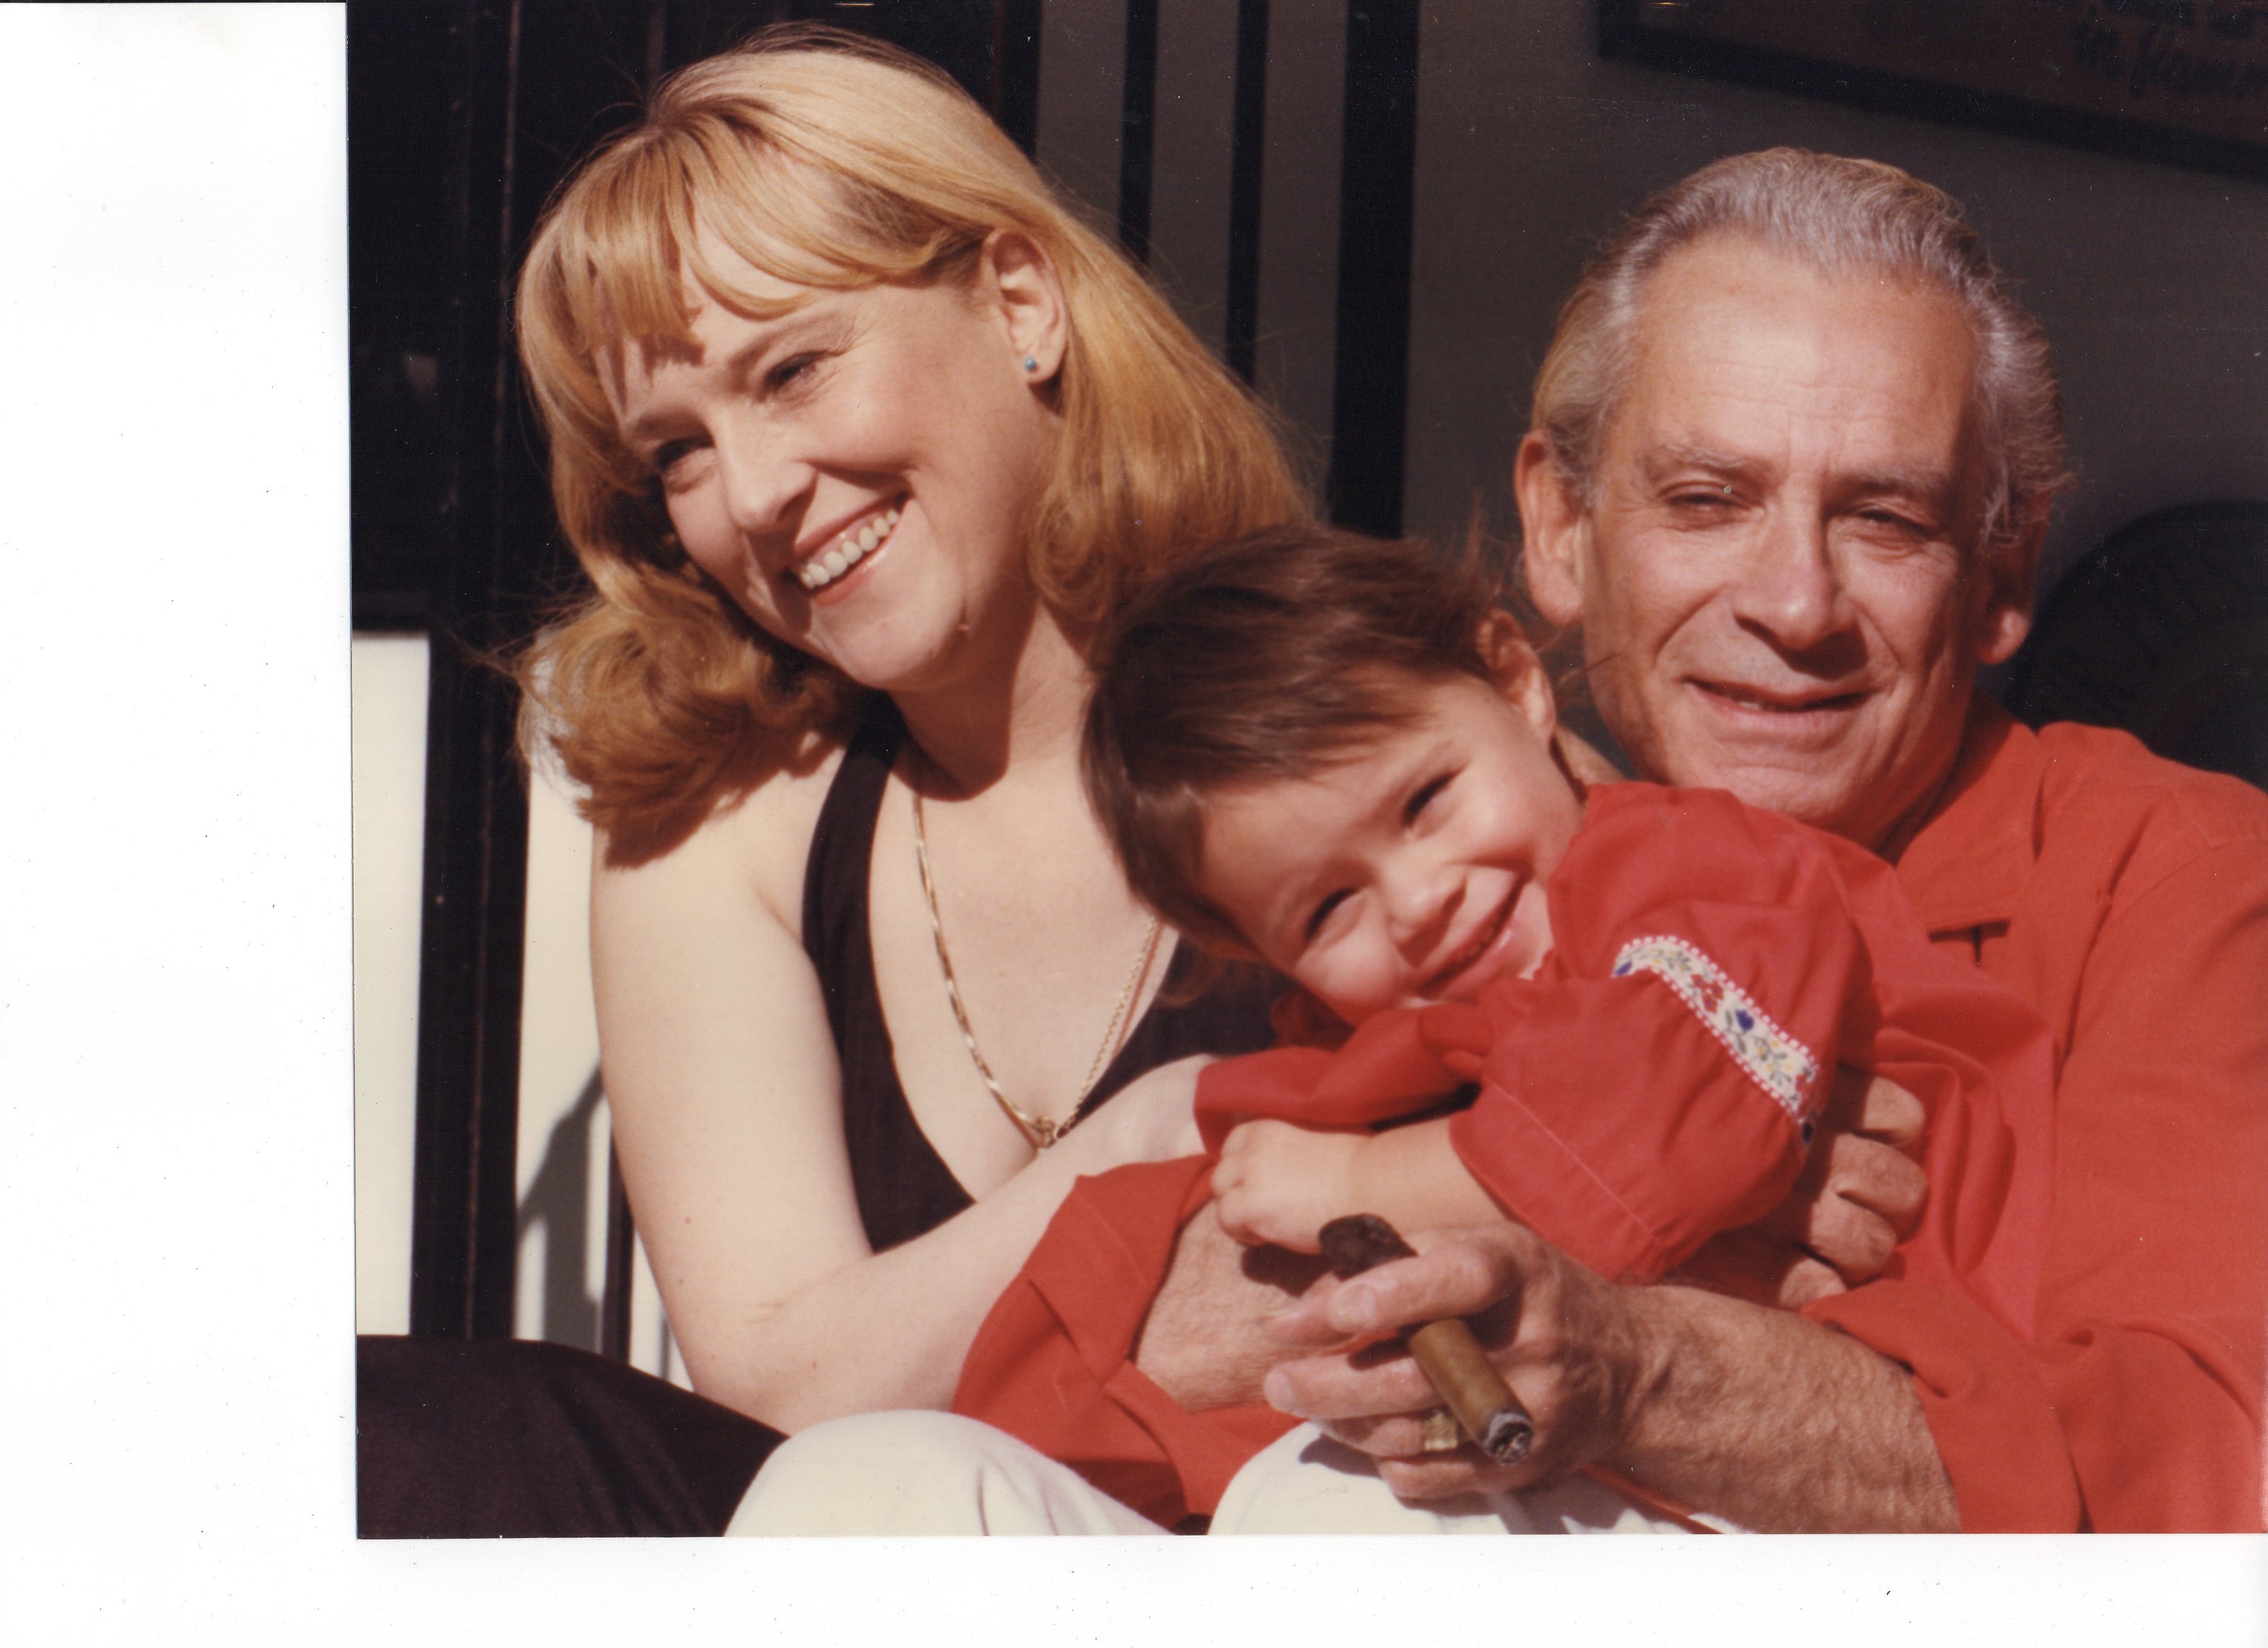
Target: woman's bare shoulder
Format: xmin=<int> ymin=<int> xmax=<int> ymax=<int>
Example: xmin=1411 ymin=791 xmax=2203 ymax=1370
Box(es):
xmin=594 ymin=728 xmax=850 ymax=945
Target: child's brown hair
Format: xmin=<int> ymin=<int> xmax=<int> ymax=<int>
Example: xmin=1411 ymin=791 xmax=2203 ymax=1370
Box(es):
xmin=1082 ymin=524 xmax=1527 ymax=951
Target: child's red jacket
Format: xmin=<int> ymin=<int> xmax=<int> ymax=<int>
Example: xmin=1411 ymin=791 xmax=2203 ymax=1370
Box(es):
xmin=951 ymin=783 xmax=2058 ymax=1527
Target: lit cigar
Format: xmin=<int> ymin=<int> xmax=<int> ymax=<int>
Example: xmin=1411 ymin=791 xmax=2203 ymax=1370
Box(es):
xmin=1317 ymin=1214 xmax=1534 ymax=1466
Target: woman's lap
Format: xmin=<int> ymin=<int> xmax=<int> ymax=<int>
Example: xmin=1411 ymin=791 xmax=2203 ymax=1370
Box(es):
xmin=355 ymin=1335 xmax=782 ymax=1537
xmin=727 ymin=1411 xmax=1167 ymax=1536
xmin=355 ymin=1340 xmax=1700 ymax=1537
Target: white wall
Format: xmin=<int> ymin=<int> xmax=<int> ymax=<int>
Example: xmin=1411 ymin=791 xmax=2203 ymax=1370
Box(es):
xmin=351 ymin=635 xmax=425 ymax=1336
xmin=352 ymin=629 xmax=684 ymax=1379
xmin=513 ymin=752 xmax=685 ymax=1384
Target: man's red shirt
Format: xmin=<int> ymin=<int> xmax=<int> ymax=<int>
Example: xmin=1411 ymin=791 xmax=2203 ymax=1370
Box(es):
xmin=1808 ymin=702 xmax=2268 ymax=1530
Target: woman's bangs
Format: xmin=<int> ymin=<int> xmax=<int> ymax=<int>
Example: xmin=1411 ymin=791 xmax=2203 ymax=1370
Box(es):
xmin=569 ymin=142 xmax=704 ymax=352
xmin=679 ymin=127 xmax=944 ymax=302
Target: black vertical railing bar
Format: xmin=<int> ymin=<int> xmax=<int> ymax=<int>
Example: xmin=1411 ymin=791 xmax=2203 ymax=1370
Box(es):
xmin=600 ymin=1146 xmax=638 ymax=1362
xmin=1224 ymin=0 xmax=1270 ymax=385
xmin=406 ymin=0 xmax=536 ymax=1342
xmin=597 ymin=0 xmax=684 ymax=1366
xmin=1325 ymin=0 xmax=1419 ymax=536
xmin=1118 ymin=0 xmax=1161 ymax=262
xmin=465 ymin=0 xmax=531 ymax=1338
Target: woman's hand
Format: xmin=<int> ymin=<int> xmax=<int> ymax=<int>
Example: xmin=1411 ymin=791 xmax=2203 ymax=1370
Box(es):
xmin=1677 ymin=1068 xmax=1928 ymax=1307
xmin=1055 ymin=1054 xmax=1210 ymax=1172
xmin=1211 ymin=1120 xmax=1366 ymax=1251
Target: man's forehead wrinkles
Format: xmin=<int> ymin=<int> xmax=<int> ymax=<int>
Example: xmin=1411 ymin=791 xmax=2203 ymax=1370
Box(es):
xmin=1639 ymin=443 xmax=1772 ymax=482
xmin=1841 ymin=461 xmax=1959 ymax=502
xmin=1627 ymin=411 xmax=1974 ymax=505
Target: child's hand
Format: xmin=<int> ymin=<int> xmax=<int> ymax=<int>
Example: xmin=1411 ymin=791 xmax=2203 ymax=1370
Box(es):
xmin=1211 ymin=1120 xmax=1370 ymax=1252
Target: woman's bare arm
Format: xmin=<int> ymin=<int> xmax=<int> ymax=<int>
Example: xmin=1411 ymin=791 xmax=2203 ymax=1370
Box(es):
xmin=592 ymin=778 xmax=1201 ymax=1433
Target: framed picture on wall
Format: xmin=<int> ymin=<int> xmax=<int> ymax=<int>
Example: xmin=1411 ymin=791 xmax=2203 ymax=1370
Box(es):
xmin=1600 ymin=0 xmax=2268 ymax=180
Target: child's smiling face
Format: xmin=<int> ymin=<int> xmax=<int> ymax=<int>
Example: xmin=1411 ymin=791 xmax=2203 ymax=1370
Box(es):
xmin=1195 ymin=670 xmax=1585 ymax=1025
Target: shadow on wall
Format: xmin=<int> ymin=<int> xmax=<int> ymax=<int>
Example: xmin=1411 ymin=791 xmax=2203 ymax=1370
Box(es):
xmin=2008 ymin=500 xmax=2268 ymax=794
xmin=518 ymin=1068 xmax=609 ymax=1352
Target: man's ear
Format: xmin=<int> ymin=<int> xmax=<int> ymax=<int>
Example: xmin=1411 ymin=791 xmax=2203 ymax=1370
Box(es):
xmin=1972 ymin=514 xmax=2045 ymax=667
xmin=979 ymin=229 xmax=1068 ymax=383
xmin=1479 ymin=612 xmax=1557 ymax=739
xmin=1513 ymin=430 xmax=1591 ymax=629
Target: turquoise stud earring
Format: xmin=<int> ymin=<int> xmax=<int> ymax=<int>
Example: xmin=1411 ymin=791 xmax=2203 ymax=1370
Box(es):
xmin=1022 ymin=355 xmax=1039 ymax=372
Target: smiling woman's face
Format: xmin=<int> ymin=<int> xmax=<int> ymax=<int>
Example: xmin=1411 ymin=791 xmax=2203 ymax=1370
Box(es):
xmin=1522 ymin=236 xmax=2034 ymax=851
xmin=601 ymin=231 xmax=1065 ymax=699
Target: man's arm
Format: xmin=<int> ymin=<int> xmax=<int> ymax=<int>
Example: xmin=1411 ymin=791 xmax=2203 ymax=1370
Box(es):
xmin=1132 ymin=1210 xmax=1325 ymax=1411
xmin=1259 ymin=1225 xmax=1958 ymax=1532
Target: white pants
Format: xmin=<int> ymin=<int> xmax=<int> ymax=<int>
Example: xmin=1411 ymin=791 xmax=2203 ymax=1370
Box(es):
xmin=726 ymin=1412 xmax=1706 ymax=1536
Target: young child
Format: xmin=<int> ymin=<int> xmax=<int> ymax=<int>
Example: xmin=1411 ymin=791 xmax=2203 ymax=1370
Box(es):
xmin=951 ymin=525 xmax=2056 ymax=1529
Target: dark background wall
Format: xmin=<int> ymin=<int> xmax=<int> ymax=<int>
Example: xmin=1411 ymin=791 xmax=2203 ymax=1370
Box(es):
xmin=1399 ymin=3 xmax=2268 ymax=601
xmin=355 ymin=0 xmax=2268 ymax=623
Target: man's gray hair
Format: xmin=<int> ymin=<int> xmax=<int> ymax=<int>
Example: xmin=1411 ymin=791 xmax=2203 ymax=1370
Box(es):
xmin=1531 ymin=148 xmax=2070 ymax=555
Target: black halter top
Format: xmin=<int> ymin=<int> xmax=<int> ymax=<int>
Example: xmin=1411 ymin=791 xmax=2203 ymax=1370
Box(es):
xmin=801 ymin=701 xmax=1280 ymax=1252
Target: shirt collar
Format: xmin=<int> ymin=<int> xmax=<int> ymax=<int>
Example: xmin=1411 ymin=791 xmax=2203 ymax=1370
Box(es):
xmin=1889 ymin=696 xmax=2038 ymax=935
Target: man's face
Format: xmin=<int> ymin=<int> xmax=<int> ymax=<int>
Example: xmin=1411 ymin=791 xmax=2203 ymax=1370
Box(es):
xmin=1520 ymin=236 xmax=2035 ymax=850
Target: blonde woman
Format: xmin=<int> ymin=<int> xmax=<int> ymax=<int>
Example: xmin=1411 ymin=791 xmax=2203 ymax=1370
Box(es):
xmin=357 ymin=23 xmax=1302 ymax=1535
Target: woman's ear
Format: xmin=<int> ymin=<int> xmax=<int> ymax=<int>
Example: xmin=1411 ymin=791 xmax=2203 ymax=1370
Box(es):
xmin=1479 ymin=612 xmax=1557 ymax=739
xmin=979 ymin=229 xmax=1068 ymax=383
xmin=1513 ymin=431 xmax=1591 ymax=629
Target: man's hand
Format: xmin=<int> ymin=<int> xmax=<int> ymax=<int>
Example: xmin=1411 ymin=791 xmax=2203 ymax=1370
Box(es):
xmin=1257 ymin=1220 xmax=1956 ymax=1529
xmin=1211 ymin=1120 xmax=1366 ymax=1252
xmin=1132 ymin=1203 xmax=1328 ymax=1411
xmin=1260 ymin=1223 xmax=1653 ymax=1500
xmin=1680 ymin=1068 xmax=1927 ymax=1307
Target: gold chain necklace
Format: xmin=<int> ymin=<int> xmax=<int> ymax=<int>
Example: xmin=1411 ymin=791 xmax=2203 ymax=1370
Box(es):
xmin=910 ymin=788 xmax=1165 ymax=1150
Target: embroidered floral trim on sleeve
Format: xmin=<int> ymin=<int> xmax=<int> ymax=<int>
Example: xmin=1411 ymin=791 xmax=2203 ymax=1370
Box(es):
xmin=1611 ymin=935 xmax=1822 ymax=1127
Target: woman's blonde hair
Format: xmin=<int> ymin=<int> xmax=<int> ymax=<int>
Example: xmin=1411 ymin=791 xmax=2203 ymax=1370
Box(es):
xmin=516 ymin=23 xmax=1306 ymax=858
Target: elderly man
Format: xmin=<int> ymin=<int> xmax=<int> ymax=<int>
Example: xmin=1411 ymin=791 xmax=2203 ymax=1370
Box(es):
xmin=1251 ymin=149 xmax=2268 ymax=1533
xmin=730 ymin=149 xmax=2267 ymax=1536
